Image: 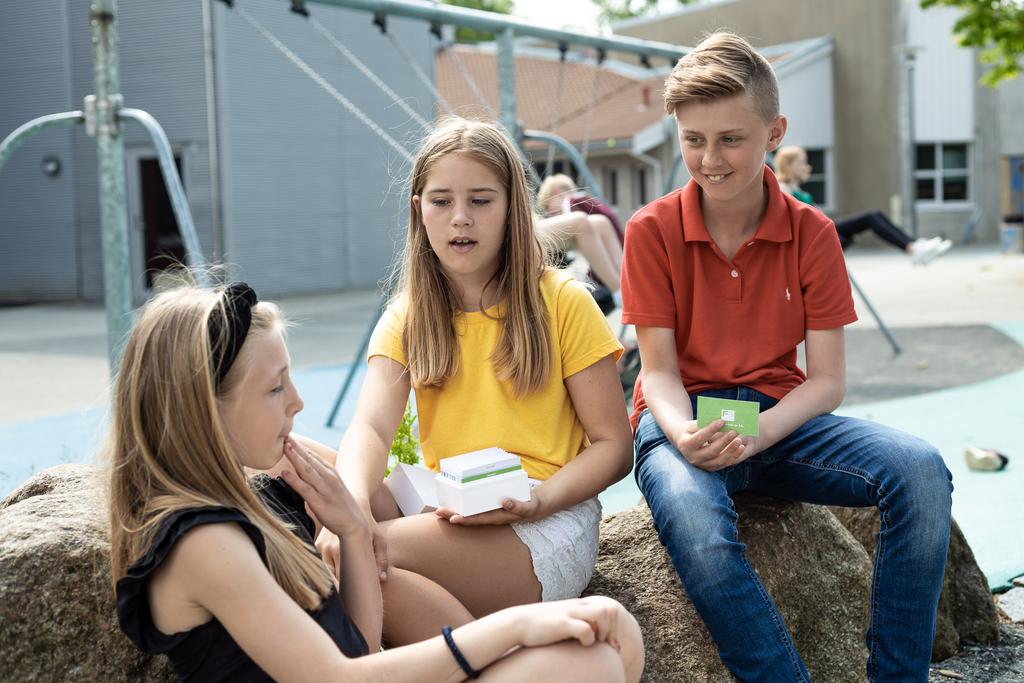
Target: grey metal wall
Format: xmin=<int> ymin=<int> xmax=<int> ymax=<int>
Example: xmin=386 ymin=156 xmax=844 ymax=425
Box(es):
xmin=2 ymin=0 xmax=435 ymax=302
xmin=0 ymin=2 xmax=79 ymax=301
xmin=0 ymin=0 xmax=213 ymax=303
xmin=214 ymin=0 xmax=434 ymax=293
xmin=68 ymin=0 xmax=214 ymax=302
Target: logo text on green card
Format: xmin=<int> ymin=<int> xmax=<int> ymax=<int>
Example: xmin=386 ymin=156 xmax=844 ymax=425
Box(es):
xmin=696 ymin=396 xmax=760 ymax=436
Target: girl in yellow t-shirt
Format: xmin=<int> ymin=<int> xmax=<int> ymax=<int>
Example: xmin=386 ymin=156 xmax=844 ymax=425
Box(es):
xmin=318 ymin=117 xmax=633 ymax=648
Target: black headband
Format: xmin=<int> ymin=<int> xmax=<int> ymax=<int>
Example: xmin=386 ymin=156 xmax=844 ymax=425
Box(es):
xmin=208 ymin=282 xmax=258 ymax=389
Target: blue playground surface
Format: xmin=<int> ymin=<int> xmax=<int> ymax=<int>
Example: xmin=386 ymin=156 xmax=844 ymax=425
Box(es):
xmin=2 ymin=322 xmax=1022 ymax=590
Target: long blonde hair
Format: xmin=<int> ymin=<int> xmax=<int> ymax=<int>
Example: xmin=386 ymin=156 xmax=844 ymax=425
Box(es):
xmin=536 ymin=173 xmax=576 ymax=214
xmin=397 ymin=117 xmax=552 ymax=395
xmin=774 ymin=145 xmax=805 ymax=186
xmin=107 ymin=285 xmax=332 ymax=610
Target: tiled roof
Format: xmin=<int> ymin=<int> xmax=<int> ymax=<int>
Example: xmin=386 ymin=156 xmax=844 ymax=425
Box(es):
xmin=433 ymin=39 xmax=826 ymax=147
xmin=435 ymin=45 xmax=667 ymax=146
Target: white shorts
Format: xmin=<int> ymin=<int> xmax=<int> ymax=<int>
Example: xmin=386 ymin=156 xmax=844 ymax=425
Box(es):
xmin=511 ymin=497 xmax=602 ymax=602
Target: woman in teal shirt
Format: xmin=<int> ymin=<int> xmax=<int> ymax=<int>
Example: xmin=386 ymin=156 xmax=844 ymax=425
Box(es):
xmin=775 ymin=145 xmax=953 ymax=265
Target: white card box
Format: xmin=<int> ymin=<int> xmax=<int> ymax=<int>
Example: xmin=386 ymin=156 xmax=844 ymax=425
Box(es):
xmin=439 ymin=447 xmax=521 ymax=483
xmin=435 ymin=468 xmax=531 ymax=517
xmin=384 ymin=463 xmax=439 ymax=517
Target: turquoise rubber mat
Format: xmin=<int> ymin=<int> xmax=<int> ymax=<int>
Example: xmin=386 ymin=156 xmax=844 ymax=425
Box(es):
xmin=3 ymin=325 xmax=1021 ymax=589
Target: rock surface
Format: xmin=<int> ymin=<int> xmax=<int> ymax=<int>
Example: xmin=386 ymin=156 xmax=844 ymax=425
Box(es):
xmin=831 ymin=507 xmax=1001 ymax=660
xmin=1000 ymin=588 xmax=1024 ymax=624
xmin=5 ymin=465 xmax=1001 ymax=681
xmin=0 ymin=464 xmax=174 ymax=682
xmin=585 ymin=496 xmax=872 ymax=683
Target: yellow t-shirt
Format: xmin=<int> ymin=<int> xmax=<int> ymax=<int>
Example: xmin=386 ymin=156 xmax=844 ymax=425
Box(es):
xmin=368 ymin=269 xmax=623 ymax=480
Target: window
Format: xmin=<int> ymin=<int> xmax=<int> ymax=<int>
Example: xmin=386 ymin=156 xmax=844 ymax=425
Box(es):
xmin=802 ymin=148 xmax=829 ymax=207
xmin=605 ymin=168 xmax=619 ymax=205
xmin=636 ymin=167 xmax=647 ymax=205
xmin=915 ymin=143 xmax=970 ymax=204
xmin=532 ymin=160 xmax=568 ymax=183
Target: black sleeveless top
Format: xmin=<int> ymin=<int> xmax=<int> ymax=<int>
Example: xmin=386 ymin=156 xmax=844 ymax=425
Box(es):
xmin=116 ymin=476 xmax=369 ymax=681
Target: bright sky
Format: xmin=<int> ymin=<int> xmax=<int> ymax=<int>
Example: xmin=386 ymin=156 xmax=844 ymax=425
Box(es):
xmin=511 ymin=0 xmax=690 ymax=34
xmin=511 ymin=0 xmax=605 ymax=33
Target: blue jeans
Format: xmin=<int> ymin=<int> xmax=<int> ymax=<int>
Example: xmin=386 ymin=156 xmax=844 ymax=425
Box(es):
xmin=634 ymin=387 xmax=953 ymax=683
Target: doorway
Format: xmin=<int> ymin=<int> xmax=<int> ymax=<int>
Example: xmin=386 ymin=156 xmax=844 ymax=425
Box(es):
xmin=137 ymin=156 xmax=185 ymax=289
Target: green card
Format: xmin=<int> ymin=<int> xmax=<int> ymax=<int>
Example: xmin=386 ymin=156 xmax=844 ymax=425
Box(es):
xmin=696 ymin=396 xmax=761 ymax=436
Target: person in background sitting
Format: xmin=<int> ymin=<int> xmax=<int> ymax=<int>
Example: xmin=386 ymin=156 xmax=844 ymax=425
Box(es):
xmin=774 ymin=145 xmax=953 ymax=265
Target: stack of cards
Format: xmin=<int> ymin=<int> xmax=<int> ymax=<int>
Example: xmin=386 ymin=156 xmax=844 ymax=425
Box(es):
xmin=436 ymin=447 xmax=531 ymax=517
xmin=384 ymin=447 xmax=531 ymax=518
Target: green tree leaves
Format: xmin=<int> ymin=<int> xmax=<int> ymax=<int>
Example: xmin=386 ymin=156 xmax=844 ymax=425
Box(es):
xmin=922 ymin=0 xmax=1024 ymax=86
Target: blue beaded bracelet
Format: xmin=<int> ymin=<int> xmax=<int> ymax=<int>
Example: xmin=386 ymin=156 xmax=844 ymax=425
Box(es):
xmin=442 ymin=625 xmax=481 ymax=679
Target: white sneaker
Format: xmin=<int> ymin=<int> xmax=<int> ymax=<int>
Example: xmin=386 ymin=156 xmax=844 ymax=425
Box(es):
xmin=909 ymin=237 xmax=953 ymax=266
xmin=964 ymin=446 xmax=1008 ymax=472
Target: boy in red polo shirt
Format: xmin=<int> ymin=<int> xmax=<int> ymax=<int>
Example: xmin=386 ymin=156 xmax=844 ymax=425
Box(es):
xmin=621 ymin=32 xmax=952 ymax=683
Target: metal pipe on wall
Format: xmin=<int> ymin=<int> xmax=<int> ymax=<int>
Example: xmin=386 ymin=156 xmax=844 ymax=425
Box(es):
xmin=118 ymin=109 xmax=208 ymax=280
xmin=0 ymin=112 xmax=84 ymax=172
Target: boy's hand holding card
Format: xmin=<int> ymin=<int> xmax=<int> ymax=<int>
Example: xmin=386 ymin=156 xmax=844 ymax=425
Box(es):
xmin=696 ymin=396 xmax=760 ymax=437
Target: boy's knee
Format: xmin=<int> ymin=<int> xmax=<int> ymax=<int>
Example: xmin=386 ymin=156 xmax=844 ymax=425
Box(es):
xmin=899 ymin=442 xmax=953 ymax=503
xmin=653 ymin=504 xmax=739 ymax=589
xmin=887 ymin=443 xmax=953 ymax=546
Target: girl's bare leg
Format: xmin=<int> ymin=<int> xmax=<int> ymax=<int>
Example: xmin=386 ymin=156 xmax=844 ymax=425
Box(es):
xmin=380 ymin=567 xmax=474 ymax=646
xmin=483 ymin=641 xmax=625 ymax=683
xmin=481 ymin=606 xmax=645 ymax=683
xmin=535 ymin=211 xmax=585 ymax=253
xmin=589 ymin=214 xmax=624 ymax=282
xmin=381 ymin=514 xmax=541 ymax=643
xmin=537 ymin=212 xmax=621 ymax=291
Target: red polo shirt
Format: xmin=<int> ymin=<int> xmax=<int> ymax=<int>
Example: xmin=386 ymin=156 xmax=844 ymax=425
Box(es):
xmin=621 ymin=166 xmax=857 ymax=430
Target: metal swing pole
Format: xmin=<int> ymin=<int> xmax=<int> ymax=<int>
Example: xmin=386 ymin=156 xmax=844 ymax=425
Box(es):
xmin=90 ymin=0 xmax=134 ymax=373
xmin=497 ymin=27 xmax=517 ymax=139
xmin=848 ymin=273 xmax=902 ymax=355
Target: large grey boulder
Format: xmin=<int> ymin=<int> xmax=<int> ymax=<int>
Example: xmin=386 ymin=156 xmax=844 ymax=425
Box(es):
xmin=0 ymin=464 xmax=174 ymax=681
xmin=586 ymin=496 xmax=873 ymax=682
xmin=830 ymin=507 xmax=1000 ymax=660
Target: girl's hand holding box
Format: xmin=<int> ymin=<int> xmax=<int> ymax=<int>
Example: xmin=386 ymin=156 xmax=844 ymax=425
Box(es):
xmin=437 ymin=488 xmax=546 ymax=526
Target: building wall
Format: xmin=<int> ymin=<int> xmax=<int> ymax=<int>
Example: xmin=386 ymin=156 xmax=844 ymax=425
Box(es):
xmin=616 ymin=0 xmax=901 ymax=221
xmin=214 ymin=0 xmax=434 ymax=294
xmin=996 ymin=81 xmax=1024 ymax=156
xmin=617 ymin=0 xmax=1018 ymax=243
xmin=0 ymin=2 xmax=79 ymax=301
xmin=774 ymin=42 xmax=835 ymax=211
xmin=908 ymin=1 xmax=982 ymax=241
xmin=991 ymin=68 xmax=1024 ymax=223
xmin=908 ymin=2 xmax=974 ymax=141
xmin=1 ymin=0 xmax=436 ymax=302
xmin=0 ymin=0 xmax=215 ymax=303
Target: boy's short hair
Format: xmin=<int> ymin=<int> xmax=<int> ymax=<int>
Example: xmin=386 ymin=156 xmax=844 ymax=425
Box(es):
xmin=663 ymin=32 xmax=779 ymax=122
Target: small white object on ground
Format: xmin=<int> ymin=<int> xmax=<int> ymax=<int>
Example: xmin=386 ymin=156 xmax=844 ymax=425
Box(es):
xmin=964 ymin=446 xmax=1009 ymax=472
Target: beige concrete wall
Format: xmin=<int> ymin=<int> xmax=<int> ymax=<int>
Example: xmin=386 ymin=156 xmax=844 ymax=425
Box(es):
xmin=967 ymin=61 xmax=1004 ymax=242
xmin=615 ymin=0 xmax=903 ymax=219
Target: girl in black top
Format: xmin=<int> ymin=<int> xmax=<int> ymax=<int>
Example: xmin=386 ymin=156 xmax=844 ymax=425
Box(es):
xmin=108 ymin=281 xmax=644 ymax=682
